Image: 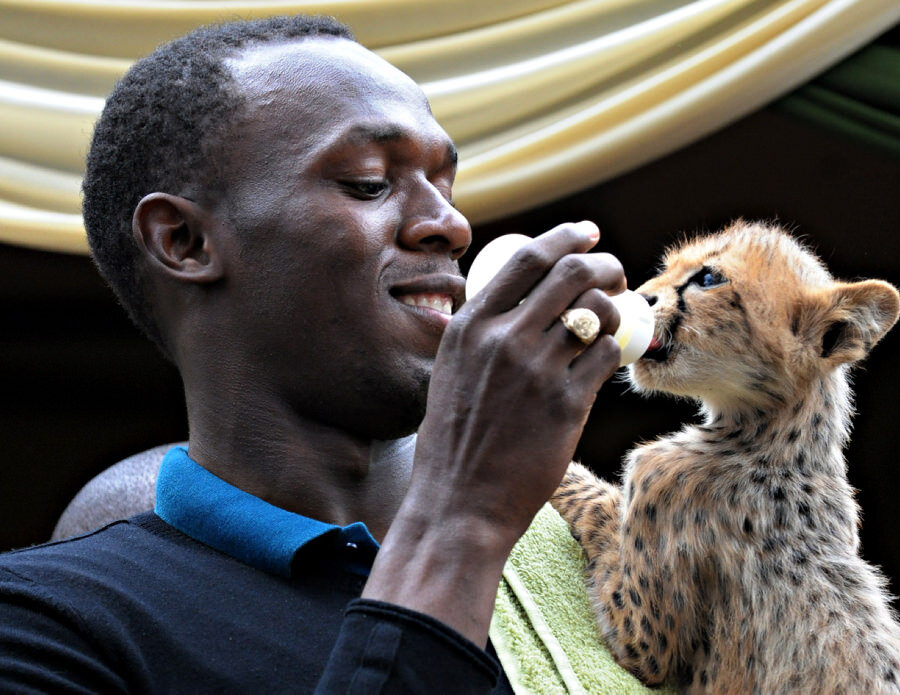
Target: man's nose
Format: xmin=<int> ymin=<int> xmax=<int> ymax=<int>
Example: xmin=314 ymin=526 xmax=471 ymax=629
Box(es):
xmin=396 ymin=185 xmax=471 ymax=261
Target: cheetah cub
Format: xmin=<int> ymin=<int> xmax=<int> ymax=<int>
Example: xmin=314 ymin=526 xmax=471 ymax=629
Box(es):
xmin=552 ymin=221 xmax=900 ymax=694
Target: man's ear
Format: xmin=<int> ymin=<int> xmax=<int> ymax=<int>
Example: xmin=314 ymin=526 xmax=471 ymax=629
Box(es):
xmin=799 ymin=279 xmax=900 ymax=366
xmin=133 ymin=193 xmax=225 ymax=283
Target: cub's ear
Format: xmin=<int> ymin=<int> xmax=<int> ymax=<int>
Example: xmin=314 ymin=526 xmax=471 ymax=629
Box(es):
xmin=132 ymin=193 xmax=224 ymax=284
xmin=800 ymin=280 xmax=900 ymax=366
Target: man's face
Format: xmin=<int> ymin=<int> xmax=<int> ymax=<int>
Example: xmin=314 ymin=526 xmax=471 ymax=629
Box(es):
xmin=213 ymin=38 xmax=471 ymax=439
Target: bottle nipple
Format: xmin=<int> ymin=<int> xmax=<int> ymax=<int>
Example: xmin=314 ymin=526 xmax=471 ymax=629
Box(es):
xmin=465 ymin=234 xmax=654 ymax=366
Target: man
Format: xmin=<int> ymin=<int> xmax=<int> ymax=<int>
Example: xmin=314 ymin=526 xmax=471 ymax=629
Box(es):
xmin=0 ymin=15 xmax=625 ymax=693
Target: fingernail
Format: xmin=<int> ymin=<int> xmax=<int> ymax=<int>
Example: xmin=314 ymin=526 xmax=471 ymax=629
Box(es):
xmin=577 ymin=220 xmax=600 ymax=242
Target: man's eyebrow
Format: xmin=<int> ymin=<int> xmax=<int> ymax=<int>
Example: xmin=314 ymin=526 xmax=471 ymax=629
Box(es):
xmin=340 ymin=124 xmax=458 ymax=167
xmin=343 ymin=124 xmax=406 ymax=145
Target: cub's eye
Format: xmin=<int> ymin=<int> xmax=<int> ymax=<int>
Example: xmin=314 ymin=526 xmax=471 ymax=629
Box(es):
xmin=343 ymin=180 xmax=388 ymax=199
xmin=690 ymin=266 xmax=728 ymax=289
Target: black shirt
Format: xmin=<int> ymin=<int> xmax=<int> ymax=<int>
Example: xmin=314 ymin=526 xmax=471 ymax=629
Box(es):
xmin=0 ymin=448 xmax=513 ymax=693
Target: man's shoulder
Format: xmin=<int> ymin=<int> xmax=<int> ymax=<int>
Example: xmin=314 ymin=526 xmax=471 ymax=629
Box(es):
xmin=0 ymin=513 xmax=187 ymax=592
xmin=0 ymin=511 xmax=266 ymax=646
xmin=0 ymin=512 xmax=358 ymax=693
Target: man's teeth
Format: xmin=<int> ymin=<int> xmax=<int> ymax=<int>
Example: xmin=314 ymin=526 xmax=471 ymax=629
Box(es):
xmin=400 ymin=293 xmax=453 ymax=315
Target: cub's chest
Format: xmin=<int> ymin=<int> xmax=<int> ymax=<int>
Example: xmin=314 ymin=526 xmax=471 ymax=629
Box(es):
xmin=625 ymin=436 xmax=725 ymax=495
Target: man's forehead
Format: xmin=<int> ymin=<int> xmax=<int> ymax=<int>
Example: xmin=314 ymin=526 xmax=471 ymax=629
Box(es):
xmin=223 ymin=38 xmax=448 ymax=158
xmin=227 ymin=37 xmax=425 ymax=107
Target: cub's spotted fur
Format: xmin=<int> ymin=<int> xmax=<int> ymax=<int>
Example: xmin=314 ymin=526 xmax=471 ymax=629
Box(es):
xmin=552 ymin=221 xmax=900 ymax=694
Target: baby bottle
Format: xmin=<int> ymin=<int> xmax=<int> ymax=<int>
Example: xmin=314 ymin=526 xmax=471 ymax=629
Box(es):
xmin=465 ymin=233 xmax=654 ymax=367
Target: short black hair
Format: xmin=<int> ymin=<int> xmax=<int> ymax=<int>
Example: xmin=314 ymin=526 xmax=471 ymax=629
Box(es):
xmin=82 ymin=15 xmax=354 ymax=352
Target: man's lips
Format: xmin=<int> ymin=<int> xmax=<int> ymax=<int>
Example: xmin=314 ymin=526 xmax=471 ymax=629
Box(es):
xmin=390 ymin=274 xmax=466 ymax=316
xmin=398 ymin=292 xmax=453 ymax=315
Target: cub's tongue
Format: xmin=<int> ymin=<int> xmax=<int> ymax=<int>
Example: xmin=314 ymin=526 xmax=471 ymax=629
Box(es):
xmin=647 ymin=336 xmax=663 ymax=351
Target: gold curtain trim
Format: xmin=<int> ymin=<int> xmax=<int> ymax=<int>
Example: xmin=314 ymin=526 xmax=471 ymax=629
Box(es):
xmin=0 ymin=0 xmax=897 ymax=254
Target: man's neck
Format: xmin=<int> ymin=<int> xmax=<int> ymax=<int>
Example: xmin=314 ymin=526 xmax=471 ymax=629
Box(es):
xmin=184 ymin=396 xmax=416 ymax=543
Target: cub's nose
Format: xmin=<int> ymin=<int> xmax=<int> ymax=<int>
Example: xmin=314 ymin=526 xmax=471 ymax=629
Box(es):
xmin=641 ymin=293 xmax=657 ymax=307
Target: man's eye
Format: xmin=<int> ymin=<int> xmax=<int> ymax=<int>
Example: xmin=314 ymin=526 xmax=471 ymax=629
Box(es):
xmin=345 ymin=180 xmax=387 ymax=198
xmin=690 ymin=266 xmax=728 ymax=289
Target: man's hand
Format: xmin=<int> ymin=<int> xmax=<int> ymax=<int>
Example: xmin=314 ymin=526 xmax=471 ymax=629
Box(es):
xmin=363 ymin=221 xmax=626 ymax=646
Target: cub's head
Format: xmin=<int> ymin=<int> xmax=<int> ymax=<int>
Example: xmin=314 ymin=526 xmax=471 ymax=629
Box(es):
xmin=629 ymin=221 xmax=899 ymax=411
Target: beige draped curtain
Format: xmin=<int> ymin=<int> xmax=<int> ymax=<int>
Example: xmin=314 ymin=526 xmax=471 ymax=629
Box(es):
xmin=0 ymin=0 xmax=897 ymax=255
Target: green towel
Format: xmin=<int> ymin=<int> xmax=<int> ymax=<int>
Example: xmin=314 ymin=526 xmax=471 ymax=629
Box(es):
xmin=490 ymin=503 xmax=674 ymax=695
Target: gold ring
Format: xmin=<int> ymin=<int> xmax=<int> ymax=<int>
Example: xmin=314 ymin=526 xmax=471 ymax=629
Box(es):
xmin=561 ymin=308 xmax=601 ymax=345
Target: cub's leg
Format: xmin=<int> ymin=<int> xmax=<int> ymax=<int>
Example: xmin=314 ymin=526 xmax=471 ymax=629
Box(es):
xmin=551 ymin=463 xmax=695 ymax=688
xmin=551 ymin=462 xmax=623 ymax=573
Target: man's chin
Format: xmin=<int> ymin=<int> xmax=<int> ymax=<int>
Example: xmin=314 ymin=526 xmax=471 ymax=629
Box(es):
xmin=341 ymin=373 xmax=429 ymax=441
xmin=356 ymin=395 xmax=426 ymax=441
xmin=300 ymin=355 xmax=431 ymax=441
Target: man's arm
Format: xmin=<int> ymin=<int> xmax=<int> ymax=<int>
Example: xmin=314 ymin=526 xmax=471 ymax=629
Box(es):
xmin=362 ymin=222 xmax=624 ymax=646
xmin=316 ymin=600 xmax=501 ymax=694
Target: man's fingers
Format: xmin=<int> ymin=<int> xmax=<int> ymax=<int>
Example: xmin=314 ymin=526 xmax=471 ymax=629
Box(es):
xmin=464 ymin=222 xmax=600 ymax=315
xmin=545 ymin=287 xmax=621 ymax=343
xmin=528 ymin=254 xmax=626 ymax=328
xmin=569 ymin=333 xmax=622 ymax=390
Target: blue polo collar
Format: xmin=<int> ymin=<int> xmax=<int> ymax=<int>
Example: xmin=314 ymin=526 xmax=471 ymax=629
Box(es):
xmin=154 ymin=446 xmax=379 ymax=578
